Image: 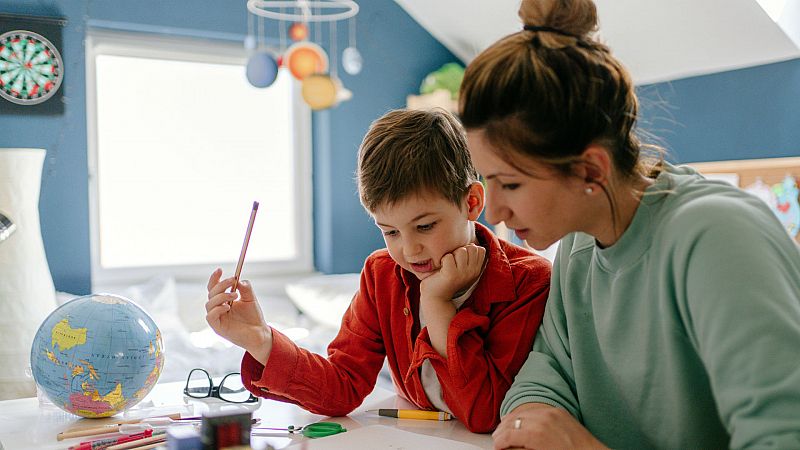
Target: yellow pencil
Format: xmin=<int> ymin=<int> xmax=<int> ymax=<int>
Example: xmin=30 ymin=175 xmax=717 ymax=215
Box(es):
xmin=368 ymin=409 xmax=452 ymax=421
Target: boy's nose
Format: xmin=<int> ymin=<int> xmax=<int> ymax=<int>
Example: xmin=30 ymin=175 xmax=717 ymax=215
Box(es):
xmin=403 ymin=240 xmax=423 ymax=257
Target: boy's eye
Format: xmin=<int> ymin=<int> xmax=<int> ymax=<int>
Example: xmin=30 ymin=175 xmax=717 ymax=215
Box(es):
xmin=383 ymin=230 xmax=398 ymax=237
xmin=501 ymin=183 xmax=520 ymax=191
xmin=417 ymin=222 xmax=437 ymax=232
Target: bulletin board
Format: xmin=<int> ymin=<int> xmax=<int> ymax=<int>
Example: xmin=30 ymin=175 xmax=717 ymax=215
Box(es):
xmin=687 ymin=156 xmax=800 ymax=245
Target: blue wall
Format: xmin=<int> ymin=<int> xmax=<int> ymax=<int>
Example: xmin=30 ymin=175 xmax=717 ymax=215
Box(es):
xmin=3 ymin=0 xmax=798 ymax=295
xmin=0 ymin=0 xmax=457 ymax=294
xmin=638 ymin=58 xmax=800 ymax=163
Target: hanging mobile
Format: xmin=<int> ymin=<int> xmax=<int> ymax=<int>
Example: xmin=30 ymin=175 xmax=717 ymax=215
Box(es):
xmin=342 ymin=15 xmax=362 ymax=75
xmin=245 ymin=14 xmax=279 ymax=88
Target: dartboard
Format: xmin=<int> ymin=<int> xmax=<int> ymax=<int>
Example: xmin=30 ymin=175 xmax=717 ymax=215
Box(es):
xmin=0 ymin=30 xmax=63 ymax=105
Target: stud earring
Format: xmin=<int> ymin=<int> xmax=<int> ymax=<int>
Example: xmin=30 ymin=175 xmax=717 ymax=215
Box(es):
xmin=585 ymin=187 xmax=594 ymax=194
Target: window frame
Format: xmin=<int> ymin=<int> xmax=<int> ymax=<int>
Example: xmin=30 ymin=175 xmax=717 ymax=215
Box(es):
xmin=85 ymin=29 xmax=313 ymax=288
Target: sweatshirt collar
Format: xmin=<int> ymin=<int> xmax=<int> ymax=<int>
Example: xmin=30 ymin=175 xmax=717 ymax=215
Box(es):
xmin=594 ymin=165 xmax=675 ymax=272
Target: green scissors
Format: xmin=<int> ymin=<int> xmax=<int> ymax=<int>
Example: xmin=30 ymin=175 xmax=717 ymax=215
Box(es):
xmin=256 ymin=421 xmax=347 ymax=438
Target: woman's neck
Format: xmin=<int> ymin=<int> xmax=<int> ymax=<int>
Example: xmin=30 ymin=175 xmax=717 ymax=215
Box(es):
xmin=593 ymin=175 xmax=655 ymax=248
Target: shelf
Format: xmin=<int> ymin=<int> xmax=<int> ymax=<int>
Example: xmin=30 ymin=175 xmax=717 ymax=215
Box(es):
xmin=686 ymin=156 xmax=800 ymax=188
xmin=406 ymin=89 xmax=458 ymax=114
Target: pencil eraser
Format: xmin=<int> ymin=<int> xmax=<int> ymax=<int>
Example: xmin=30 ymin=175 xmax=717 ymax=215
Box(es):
xmin=167 ymin=426 xmax=202 ymax=450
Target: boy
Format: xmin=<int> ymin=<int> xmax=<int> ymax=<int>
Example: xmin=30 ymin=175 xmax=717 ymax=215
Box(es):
xmin=204 ymin=109 xmax=550 ymax=433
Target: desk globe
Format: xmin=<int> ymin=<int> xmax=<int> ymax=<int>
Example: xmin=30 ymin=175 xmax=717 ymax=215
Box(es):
xmin=30 ymin=294 xmax=164 ymax=417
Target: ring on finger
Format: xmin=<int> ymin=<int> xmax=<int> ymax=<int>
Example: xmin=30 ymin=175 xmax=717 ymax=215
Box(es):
xmin=513 ymin=418 xmax=522 ymax=429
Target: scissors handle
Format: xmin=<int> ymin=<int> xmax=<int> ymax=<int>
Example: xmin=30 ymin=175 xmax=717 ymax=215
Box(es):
xmin=302 ymin=421 xmax=346 ymax=438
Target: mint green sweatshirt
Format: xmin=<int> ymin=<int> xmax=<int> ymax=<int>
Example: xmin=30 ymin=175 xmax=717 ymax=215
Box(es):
xmin=501 ymin=164 xmax=800 ymax=449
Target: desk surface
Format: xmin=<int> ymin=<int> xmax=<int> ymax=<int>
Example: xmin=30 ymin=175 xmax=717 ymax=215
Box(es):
xmin=0 ymin=382 xmax=492 ymax=450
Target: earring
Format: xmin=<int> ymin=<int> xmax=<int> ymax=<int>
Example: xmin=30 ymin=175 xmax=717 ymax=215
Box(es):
xmin=585 ymin=187 xmax=593 ymax=194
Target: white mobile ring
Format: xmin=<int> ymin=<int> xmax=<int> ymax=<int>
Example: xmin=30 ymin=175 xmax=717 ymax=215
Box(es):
xmin=513 ymin=418 xmax=523 ymax=429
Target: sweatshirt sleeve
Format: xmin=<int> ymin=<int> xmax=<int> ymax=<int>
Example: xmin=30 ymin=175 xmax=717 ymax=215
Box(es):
xmin=413 ymin=257 xmax=551 ymax=433
xmin=240 ymin=266 xmax=387 ymax=417
xmin=677 ymin=197 xmax=800 ymax=449
xmin=500 ymin=237 xmax=582 ymax=420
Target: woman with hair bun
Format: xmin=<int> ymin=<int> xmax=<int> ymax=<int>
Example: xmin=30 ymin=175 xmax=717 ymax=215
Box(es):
xmin=460 ymin=0 xmax=800 ymax=448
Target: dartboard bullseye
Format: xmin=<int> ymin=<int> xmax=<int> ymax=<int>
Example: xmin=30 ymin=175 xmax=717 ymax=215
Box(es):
xmin=0 ymin=30 xmax=63 ymax=105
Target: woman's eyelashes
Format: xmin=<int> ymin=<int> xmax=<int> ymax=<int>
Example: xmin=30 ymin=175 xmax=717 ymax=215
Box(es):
xmin=501 ymin=183 xmax=520 ymax=191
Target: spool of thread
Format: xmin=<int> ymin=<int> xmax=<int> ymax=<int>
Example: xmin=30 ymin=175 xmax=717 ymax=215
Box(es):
xmin=200 ymin=411 xmax=252 ymax=450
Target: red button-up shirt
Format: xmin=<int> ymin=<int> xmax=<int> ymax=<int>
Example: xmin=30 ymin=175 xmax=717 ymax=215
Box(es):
xmin=241 ymin=223 xmax=550 ymax=433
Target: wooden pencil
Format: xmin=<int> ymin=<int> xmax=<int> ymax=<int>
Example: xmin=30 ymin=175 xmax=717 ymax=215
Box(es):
xmin=231 ymin=200 xmax=259 ymax=294
xmin=106 ymin=434 xmax=166 ymax=450
xmin=57 ymin=413 xmax=181 ymax=441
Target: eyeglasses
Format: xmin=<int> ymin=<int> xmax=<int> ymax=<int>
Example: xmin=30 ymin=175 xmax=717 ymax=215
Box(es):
xmin=183 ymin=368 xmax=258 ymax=404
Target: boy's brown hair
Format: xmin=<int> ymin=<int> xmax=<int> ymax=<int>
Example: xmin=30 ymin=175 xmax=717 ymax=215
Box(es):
xmin=357 ymin=108 xmax=479 ymax=213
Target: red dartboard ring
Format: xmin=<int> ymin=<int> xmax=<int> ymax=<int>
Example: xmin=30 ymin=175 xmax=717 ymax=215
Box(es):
xmin=0 ymin=29 xmax=64 ymax=105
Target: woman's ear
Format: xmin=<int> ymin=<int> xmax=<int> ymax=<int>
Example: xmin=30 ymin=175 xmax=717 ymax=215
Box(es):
xmin=577 ymin=145 xmax=612 ymax=190
xmin=465 ymin=181 xmax=485 ymax=220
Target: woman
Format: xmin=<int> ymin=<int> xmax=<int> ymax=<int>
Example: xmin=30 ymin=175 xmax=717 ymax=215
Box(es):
xmin=459 ymin=0 xmax=800 ymax=448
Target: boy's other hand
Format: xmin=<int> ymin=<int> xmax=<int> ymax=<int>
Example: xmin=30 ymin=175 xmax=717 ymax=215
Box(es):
xmin=205 ymin=268 xmax=273 ymax=364
xmin=420 ymin=244 xmax=487 ymax=302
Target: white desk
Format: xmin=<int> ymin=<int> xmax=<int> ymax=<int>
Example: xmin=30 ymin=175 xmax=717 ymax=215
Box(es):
xmin=0 ymin=382 xmax=492 ymax=450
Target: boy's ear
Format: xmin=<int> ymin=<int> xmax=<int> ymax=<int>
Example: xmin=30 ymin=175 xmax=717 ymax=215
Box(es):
xmin=465 ymin=182 xmax=485 ymax=221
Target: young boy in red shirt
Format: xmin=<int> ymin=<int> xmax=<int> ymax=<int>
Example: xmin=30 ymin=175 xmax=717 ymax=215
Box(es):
xmin=204 ymin=109 xmax=550 ymax=432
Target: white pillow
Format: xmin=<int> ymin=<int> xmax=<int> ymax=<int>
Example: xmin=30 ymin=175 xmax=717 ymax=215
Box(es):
xmin=119 ymin=276 xmax=243 ymax=382
xmin=285 ymin=273 xmax=360 ymax=329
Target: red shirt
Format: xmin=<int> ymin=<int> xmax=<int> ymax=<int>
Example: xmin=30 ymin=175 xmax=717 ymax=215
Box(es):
xmin=241 ymin=223 xmax=550 ymax=433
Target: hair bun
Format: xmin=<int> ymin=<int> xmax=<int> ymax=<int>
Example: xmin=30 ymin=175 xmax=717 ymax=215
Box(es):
xmin=519 ymin=0 xmax=598 ymax=39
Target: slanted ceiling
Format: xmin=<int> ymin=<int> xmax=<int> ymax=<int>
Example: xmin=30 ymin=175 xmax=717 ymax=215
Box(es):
xmin=394 ymin=0 xmax=800 ymax=85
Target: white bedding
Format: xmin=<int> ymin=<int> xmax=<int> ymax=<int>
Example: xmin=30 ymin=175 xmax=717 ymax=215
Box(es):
xmin=59 ymin=275 xmax=322 ymax=384
xmin=55 ymin=272 xmax=377 ymax=389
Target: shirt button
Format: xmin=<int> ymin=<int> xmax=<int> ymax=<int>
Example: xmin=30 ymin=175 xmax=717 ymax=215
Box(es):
xmin=403 ymin=307 xmax=409 ymax=316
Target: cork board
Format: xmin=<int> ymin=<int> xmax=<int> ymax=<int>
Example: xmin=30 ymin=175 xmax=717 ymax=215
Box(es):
xmin=687 ymin=156 xmax=800 ymax=244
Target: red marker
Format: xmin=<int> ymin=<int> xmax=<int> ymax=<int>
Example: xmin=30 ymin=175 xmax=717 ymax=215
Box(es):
xmin=69 ymin=429 xmax=158 ymax=450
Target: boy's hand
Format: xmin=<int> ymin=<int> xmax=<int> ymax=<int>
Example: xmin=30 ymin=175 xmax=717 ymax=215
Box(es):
xmin=205 ymin=268 xmax=273 ymax=364
xmin=420 ymin=244 xmax=487 ymax=302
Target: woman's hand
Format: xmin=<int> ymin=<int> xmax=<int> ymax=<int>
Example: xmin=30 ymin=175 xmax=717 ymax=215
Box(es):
xmin=493 ymin=403 xmax=608 ymax=450
xmin=205 ymin=268 xmax=273 ymax=364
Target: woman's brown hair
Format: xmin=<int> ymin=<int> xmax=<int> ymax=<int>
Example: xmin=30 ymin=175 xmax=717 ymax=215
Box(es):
xmin=459 ymin=0 xmax=660 ymax=184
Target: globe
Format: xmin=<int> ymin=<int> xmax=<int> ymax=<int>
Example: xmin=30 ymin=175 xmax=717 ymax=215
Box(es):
xmin=30 ymin=294 xmax=164 ymax=418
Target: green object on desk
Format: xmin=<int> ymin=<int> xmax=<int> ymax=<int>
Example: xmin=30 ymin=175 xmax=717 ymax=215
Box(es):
xmin=257 ymin=421 xmax=347 ymax=438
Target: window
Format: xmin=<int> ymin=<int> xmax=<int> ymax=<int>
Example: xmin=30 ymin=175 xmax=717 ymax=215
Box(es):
xmin=87 ymin=31 xmax=312 ymax=288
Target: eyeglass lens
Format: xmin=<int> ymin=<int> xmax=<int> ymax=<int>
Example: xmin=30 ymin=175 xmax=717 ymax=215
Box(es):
xmin=186 ymin=369 xmax=212 ymax=398
xmin=218 ymin=373 xmax=251 ymax=403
